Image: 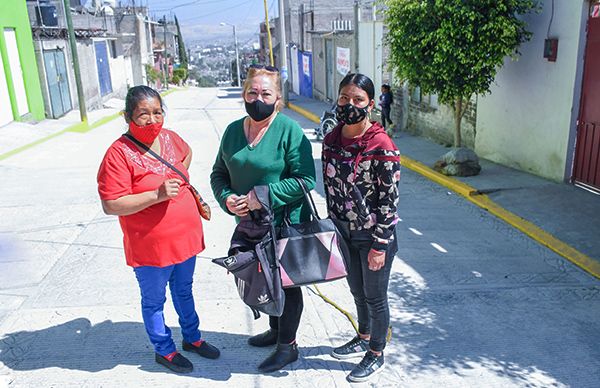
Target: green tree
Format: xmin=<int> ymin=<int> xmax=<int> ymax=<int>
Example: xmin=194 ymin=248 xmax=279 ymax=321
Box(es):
xmin=174 ymin=15 xmax=188 ymax=71
xmin=145 ymin=64 xmax=161 ymax=85
xmin=383 ymin=0 xmax=537 ymax=147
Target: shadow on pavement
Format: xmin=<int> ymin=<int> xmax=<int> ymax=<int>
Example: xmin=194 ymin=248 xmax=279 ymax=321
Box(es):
xmin=0 ymin=318 xmax=355 ymax=380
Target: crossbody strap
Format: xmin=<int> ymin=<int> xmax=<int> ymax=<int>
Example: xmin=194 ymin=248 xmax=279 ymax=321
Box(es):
xmin=123 ymin=133 xmax=190 ymax=185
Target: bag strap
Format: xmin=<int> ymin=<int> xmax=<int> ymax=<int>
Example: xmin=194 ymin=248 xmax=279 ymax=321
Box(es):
xmin=283 ymin=177 xmax=320 ymax=224
xmin=123 ymin=133 xmax=190 ymax=185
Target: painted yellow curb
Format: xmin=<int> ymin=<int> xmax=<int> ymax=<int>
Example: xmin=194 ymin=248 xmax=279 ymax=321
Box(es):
xmin=288 ymin=102 xmax=321 ymax=124
xmin=289 ymin=102 xmax=600 ymax=280
xmin=0 ymin=88 xmax=182 ymax=161
xmin=401 ymin=157 xmax=600 ymax=279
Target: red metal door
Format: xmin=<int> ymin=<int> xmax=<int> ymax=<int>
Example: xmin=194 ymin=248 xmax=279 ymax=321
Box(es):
xmin=574 ymin=13 xmax=600 ymax=190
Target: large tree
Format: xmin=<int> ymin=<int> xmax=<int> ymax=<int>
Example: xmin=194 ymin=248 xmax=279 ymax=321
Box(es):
xmin=383 ymin=0 xmax=537 ymax=147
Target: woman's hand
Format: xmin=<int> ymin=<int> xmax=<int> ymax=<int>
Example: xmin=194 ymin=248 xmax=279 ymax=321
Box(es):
xmin=246 ymin=189 xmax=263 ymax=211
xmin=226 ymin=194 xmax=249 ymax=217
xmin=367 ymin=248 xmax=386 ymax=271
xmin=157 ymin=179 xmax=183 ymax=202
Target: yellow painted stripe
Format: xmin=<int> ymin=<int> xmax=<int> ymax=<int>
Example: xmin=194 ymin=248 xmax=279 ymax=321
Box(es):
xmin=288 ymin=102 xmax=321 ymax=123
xmin=289 ymin=101 xmax=600 ymax=280
xmin=0 ymin=88 xmax=181 ymax=161
xmin=401 ymin=155 xmax=600 ymax=280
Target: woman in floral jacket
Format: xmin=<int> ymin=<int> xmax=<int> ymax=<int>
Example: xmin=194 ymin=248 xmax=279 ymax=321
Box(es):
xmin=322 ymin=73 xmax=401 ymax=383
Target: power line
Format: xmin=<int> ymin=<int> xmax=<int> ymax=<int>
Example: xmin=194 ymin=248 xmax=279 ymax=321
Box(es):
xmin=177 ymin=0 xmax=255 ymax=22
xmin=152 ymin=0 xmax=223 ymax=12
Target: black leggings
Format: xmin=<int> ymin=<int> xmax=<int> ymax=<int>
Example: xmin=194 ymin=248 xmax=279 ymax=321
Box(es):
xmin=381 ymin=107 xmax=393 ymax=128
xmin=269 ymin=287 xmax=303 ymax=344
xmin=345 ymin=238 xmax=396 ymax=352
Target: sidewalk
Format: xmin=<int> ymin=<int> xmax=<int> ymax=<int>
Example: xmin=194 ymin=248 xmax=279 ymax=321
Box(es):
xmin=287 ymin=92 xmax=600 ymax=279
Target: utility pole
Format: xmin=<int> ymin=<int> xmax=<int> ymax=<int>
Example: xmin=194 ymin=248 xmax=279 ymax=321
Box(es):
xmin=221 ymin=22 xmax=241 ymax=87
xmin=278 ymin=0 xmax=288 ymax=104
xmin=263 ymin=0 xmax=274 ymax=66
xmin=162 ymin=15 xmax=169 ymax=90
xmin=62 ymin=0 xmax=87 ymax=123
xmin=354 ymin=1 xmax=360 ymax=73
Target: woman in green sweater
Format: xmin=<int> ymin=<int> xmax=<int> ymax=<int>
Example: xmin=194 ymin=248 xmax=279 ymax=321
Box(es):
xmin=210 ymin=65 xmax=316 ymax=373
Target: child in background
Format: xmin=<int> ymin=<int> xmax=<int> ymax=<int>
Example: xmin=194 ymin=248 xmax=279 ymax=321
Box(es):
xmin=379 ymin=84 xmax=393 ymax=131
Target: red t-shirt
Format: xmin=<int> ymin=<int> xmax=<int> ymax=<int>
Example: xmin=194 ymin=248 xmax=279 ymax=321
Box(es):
xmin=97 ymin=129 xmax=205 ymax=267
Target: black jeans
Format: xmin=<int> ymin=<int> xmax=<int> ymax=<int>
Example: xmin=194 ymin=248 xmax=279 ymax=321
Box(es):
xmin=345 ymin=236 xmax=396 ymax=352
xmin=268 ymin=287 xmax=303 ymax=344
xmin=381 ymin=106 xmax=393 ymax=128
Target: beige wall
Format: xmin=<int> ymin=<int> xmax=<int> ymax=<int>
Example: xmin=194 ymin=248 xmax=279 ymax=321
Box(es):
xmin=475 ymin=1 xmax=588 ymax=182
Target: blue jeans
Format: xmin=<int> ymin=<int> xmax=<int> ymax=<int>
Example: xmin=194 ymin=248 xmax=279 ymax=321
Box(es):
xmin=344 ymin=237 xmax=396 ymax=352
xmin=133 ymin=256 xmax=201 ymax=356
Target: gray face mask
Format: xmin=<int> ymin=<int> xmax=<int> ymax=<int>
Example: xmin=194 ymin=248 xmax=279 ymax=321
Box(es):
xmin=335 ymin=103 xmax=369 ymax=124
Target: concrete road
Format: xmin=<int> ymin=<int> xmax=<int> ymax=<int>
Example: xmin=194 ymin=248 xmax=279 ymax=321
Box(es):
xmin=0 ymin=87 xmax=598 ymax=388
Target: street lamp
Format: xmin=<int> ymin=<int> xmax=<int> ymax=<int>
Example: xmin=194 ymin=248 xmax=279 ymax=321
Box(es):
xmin=220 ymin=22 xmax=241 ymax=87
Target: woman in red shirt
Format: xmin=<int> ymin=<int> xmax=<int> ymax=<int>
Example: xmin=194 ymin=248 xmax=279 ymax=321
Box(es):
xmin=97 ymin=86 xmax=219 ymax=373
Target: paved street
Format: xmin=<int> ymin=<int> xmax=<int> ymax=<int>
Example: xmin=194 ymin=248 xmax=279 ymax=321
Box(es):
xmin=0 ymin=87 xmax=599 ymax=388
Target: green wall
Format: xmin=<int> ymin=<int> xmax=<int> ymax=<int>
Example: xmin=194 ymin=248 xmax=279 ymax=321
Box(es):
xmin=0 ymin=0 xmax=45 ymax=121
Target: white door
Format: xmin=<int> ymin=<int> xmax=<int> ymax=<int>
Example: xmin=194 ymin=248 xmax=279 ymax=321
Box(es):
xmin=4 ymin=29 xmax=29 ymax=117
xmin=0 ymin=53 xmax=13 ymax=127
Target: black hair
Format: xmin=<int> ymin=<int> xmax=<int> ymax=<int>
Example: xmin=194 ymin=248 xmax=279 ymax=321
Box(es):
xmin=382 ymin=84 xmax=391 ymax=91
xmin=338 ymin=73 xmax=375 ymax=101
xmin=124 ymin=85 xmax=164 ymax=120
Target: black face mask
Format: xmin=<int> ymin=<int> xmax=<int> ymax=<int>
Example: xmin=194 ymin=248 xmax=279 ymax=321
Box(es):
xmin=336 ymin=103 xmax=369 ymax=125
xmin=245 ymin=100 xmax=276 ymax=122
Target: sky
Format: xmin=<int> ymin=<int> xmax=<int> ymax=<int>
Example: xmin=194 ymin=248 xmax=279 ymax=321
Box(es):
xmin=136 ymin=0 xmax=280 ymax=45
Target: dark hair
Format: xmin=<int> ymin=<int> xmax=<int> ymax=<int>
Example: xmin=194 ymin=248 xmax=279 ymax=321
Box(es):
xmin=338 ymin=73 xmax=375 ymax=101
xmin=124 ymin=85 xmax=164 ymax=120
xmin=382 ymin=84 xmax=391 ymax=91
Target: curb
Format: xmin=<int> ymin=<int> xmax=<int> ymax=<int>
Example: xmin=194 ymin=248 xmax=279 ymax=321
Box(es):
xmin=288 ymin=101 xmax=600 ymax=280
xmin=0 ymin=88 xmax=182 ymax=162
xmin=288 ymin=102 xmax=321 ymax=123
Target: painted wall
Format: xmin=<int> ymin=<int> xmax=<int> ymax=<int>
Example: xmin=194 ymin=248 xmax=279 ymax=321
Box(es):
xmin=0 ymin=0 xmax=45 ymax=122
xmin=475 ymin=1 xmax=588 ymax=182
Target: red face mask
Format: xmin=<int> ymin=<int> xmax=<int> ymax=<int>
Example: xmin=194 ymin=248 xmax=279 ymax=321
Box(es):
xmin=128 ymin=120 xmax=163 ymax=144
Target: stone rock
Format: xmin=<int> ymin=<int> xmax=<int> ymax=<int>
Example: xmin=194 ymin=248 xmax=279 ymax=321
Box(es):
xmin=433 ymin=147 xmax=482 ymax=177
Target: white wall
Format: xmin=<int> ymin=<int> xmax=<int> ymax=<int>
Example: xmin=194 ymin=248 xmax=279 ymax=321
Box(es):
xmin=358 ymin=21 xmax=383 ymax=93
xmin=0 ymin=53 xmax=13 ymax=126
xmin=475 ymin=1 xmax=587 ymax=182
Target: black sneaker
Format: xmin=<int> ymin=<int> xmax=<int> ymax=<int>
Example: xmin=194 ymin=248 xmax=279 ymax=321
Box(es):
xmin=155 ymin=352 xmax=193 ymax=374
xmin=347 ymin=351 xmax=385 ymax=382
xmin=182 ymin=340 xmax=221 ymax=359
xmin=331 ymin=335 xmax=369 ymax=360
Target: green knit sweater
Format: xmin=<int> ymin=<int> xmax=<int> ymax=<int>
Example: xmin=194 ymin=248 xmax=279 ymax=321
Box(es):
xmin=210 ymin=113 xmax=316 ymax=225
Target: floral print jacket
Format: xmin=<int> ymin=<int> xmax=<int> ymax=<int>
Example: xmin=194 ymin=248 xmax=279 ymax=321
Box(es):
xmin=322 ymin=121 xmax=401 ymax=251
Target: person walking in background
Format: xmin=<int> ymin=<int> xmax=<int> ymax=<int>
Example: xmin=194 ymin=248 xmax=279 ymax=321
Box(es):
xmin=323 ymin=74 xmax=401 ymax=383
xmin=210 ymin=65 xmax=316 ymax=373
xmin=97 ymin=85 xmax=220 ymax=374
xmin=379 ymin=84 xmax=394 ymax=131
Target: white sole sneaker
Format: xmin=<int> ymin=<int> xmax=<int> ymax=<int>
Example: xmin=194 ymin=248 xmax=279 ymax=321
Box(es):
xmin=330 ymin=350 xmax=366 ymax=360
xmin=347 ymin=362 xmax=385 ymax=383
